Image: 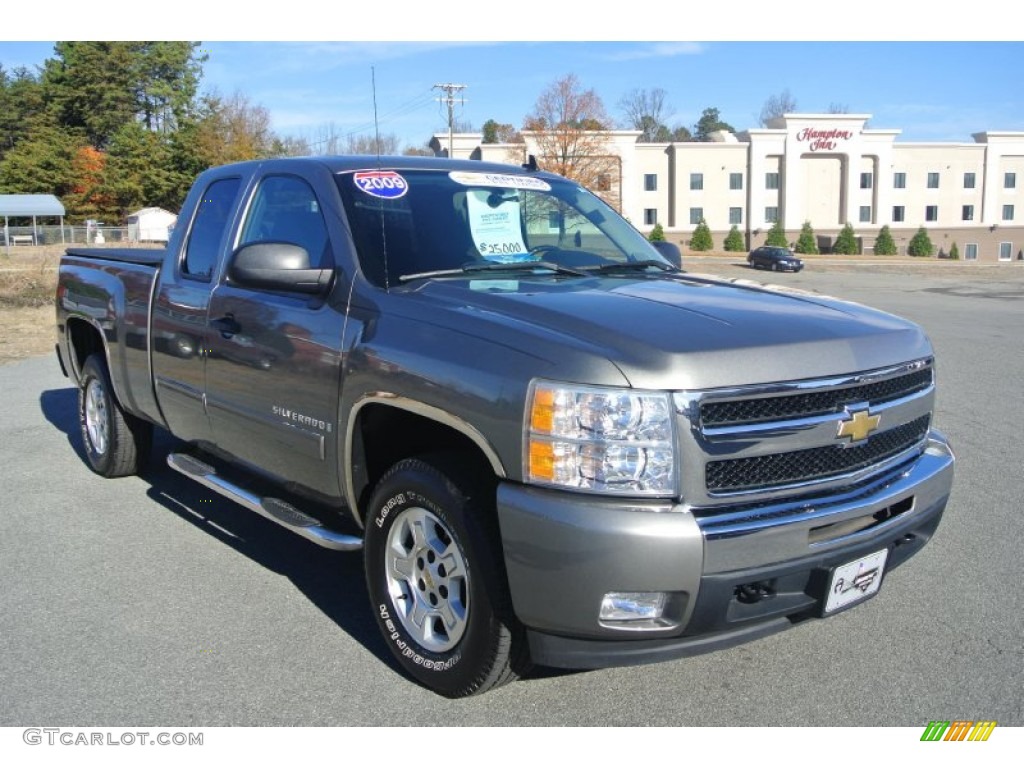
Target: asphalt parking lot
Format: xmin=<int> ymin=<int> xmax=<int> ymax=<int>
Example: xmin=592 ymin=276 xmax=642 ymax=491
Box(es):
xmin=1 ymin=261 xmax=1022 ymax=727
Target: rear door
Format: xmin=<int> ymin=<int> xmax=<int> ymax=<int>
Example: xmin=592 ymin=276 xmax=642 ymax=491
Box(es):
xmin=152 ymin=172 xmax=245 ymax=444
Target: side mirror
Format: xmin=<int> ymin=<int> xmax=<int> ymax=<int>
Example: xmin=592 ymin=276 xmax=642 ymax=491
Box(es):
xmin=651 ymin=240 xmax=682 ymax=269
xmin=228 ymin=242 xmax=333 ymax=295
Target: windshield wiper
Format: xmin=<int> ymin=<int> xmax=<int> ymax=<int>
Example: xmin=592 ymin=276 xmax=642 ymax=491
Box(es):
xmin=583 ymin=260 xmax=679 ymax=274
xmin=399 ymin=261 xmax=589 ymax=282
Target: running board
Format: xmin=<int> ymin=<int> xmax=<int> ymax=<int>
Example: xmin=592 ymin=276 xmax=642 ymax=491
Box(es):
xmin=167 ymin=453 xmax=363 ymax=551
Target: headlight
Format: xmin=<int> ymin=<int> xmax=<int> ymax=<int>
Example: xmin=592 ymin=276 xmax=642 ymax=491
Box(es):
xmin=525 ymin=381 xmax=677 ymax=496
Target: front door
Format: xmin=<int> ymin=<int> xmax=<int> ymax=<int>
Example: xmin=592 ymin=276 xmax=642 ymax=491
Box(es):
xmin=203 ymin=172 xmax=345 ymax=497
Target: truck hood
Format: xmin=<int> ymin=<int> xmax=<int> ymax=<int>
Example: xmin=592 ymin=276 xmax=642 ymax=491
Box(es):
xmin=397 ymin=274 xmax=933 ymax=390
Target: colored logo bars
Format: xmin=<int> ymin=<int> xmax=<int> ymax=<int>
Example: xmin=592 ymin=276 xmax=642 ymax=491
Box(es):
xmin=920 ymin=721 xmax=997 ymax=742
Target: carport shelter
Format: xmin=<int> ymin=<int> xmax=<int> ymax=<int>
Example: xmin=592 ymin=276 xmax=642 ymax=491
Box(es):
xmin=1 ymin=194 xmax=66 ymax=246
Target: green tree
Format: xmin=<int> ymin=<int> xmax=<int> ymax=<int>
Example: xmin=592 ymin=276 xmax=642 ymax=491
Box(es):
xmin=690 ymin=218 xmax=713 ymax=251
xmin=0 ymin=125 xmax=79 ymax=197
xmin=949 ymin=241 xmax=960 ymax=260
xmin=482 ymin=119 xmax=520 ymax=144
xmin=908 ymin=226 xmax=934 ymax=257
xmin=723 ymin=225 xmax=745 ymax=251
xmin=100 ymin=122 xmax=186 ymax=216
xmin=795 ymin=221 xmax=818 ymax=254
xmin=874 ymin=225 xmax=897 ymax=255
xmin=766 ymin=219 xmax=788 ymax=247
xmin=833 ymin=222 xmax=860 ymax=255
xmin=693 ymin=107 xmax=735 ymax=141
xmin=648 ymin=222 xmax=665 ymax=242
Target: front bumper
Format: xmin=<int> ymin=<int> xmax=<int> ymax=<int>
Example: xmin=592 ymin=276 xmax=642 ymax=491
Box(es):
xmin=497 ymin=430 xmax=954 ymax=669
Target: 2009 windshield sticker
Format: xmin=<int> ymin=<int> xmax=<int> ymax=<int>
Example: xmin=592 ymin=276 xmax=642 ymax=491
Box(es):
xmin=448 ymin=171 xmax=551 ymax=192
xmin=353 ymin=170 xmax=408 ymax=199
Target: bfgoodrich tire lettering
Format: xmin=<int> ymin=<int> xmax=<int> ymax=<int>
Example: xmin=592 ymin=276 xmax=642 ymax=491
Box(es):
xmin=78 ymin=354 xmax=151 ymax=477
xmin=364 ymin=456 xmax=522 ymax=697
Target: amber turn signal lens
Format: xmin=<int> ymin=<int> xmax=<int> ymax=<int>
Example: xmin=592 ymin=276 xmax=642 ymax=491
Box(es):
xmin=530 ymin=387 xmax=555 ymax=433
xmin=528 ymin=440 xmax=555 ymax=481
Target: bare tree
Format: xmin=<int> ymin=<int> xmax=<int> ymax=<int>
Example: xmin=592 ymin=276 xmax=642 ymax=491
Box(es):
xmin=758 ymin=89 xmax=798 ymax=127
xmin=343 ymin=133 xmax=401 ymax=155
xmin=827 ymin=102 xmax=849 ymax=114
xmin=618 ymin=87 xmax=671 ymax=142
xmin=194 ymin=90 xmax=274 ymax=164
xmin=524 ymin=74 xmax=620 ymax=208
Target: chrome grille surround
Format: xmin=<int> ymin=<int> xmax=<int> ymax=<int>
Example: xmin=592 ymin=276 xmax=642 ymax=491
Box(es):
xmin=673 ymin=359 xmax=935 ymax=509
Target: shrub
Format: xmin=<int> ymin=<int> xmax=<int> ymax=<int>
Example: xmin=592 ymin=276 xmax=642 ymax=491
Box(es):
xmin=949 ymin=242 xmax=960 ymax=260
xmin=648 ymin=222 xmax=665 ymax=242
xmin=765 ymin=220 xmax=788 ymax=247
xmin=908 ymin=226 xmax=934 ymax=257
xmin=795 ymin=221 xmax=818 ymax=254
xmin=723 ymin=225 xmax=745 ymax=252
xmin=690 ymin=218 xmax=713 ymax=251
xmin=874 ymin=225 xmax=897 ymax=256
xmin=833 ymin=223 xmax=860 ymax=255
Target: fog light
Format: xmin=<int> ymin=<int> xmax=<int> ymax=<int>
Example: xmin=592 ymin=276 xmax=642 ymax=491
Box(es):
xmin=599 ymin=592 xmax=667 ymax=622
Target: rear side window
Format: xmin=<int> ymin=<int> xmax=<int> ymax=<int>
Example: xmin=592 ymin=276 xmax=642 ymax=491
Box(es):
xmin=183 ymin=177 xmax=242 ymax=280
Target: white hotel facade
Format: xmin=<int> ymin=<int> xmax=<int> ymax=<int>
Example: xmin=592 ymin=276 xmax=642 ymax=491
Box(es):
xmin=435 ymin=113 xmax=1024 ymax=263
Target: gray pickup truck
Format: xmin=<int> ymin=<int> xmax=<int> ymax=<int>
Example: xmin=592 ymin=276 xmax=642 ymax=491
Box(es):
xmin=55 ymin=155 xmax=955 ymax=697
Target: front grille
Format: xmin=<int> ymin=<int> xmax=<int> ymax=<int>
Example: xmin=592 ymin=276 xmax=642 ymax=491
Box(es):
xmin=700 ymin=368 xmax=932 ymax=428
xmin=705 ymin=415 xmax=931 ymax=493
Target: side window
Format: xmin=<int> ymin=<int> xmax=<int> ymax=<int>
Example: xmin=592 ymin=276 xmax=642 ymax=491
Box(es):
xmin=183 ymin=177 xmax=241 ymax=280
xmin=239 ymin=175 xmax=331 ymax=268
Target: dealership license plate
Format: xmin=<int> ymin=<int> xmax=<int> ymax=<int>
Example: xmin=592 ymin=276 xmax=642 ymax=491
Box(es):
xmin=824 ymin=549 xmax=889 ymax=614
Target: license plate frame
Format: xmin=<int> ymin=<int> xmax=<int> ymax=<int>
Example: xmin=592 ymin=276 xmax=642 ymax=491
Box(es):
xmin=823 ymin=548 xmax=889 ymax=615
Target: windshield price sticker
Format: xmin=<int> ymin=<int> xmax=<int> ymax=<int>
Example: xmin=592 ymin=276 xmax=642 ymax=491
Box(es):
xmin=449 ymin=171 xmax=551 ymax=192
xmin=465 ymin=189 xmax=534 ymax=262
xmin=353 ymin=170 xmax=409 ymax=199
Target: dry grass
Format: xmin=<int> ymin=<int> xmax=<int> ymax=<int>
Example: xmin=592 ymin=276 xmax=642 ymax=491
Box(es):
xmin=1 ymin=246 xmax=67 ymax=365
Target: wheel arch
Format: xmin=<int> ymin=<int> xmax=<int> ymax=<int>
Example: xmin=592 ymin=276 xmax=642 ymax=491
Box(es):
xmin=345 ymin=395 xmax=507 ymax=527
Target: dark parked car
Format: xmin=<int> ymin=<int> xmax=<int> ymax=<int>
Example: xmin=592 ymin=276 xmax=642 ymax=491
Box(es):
xmin=748 ymin=246 xmax=804 ymax=272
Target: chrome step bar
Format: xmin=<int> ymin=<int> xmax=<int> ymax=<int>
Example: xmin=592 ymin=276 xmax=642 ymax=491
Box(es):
xmin=167 ymin=453 xmax=363 ymax=551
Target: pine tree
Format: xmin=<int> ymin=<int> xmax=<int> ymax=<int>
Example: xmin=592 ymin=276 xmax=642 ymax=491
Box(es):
xmin=648 ymin=222 xmax=665 ymax=242
xmin=795 ymin=221 xmax=818 ymax=254
xmin=690 ymin=218 xmax=713 ymax=251
xmin=908 ymin=226 xmax=934 ymax=257
xmin=833 ymin=223 xmax=859 ymax=255
xmin=723 ymin=225 xmax=745 ymax=251
xmin=874 ymin=225 xmax=897 ymax=256
xmin=766 ymin=219 xmax=788 ymax=247
xmin=949 ymin=242 xmax=960 ymax=260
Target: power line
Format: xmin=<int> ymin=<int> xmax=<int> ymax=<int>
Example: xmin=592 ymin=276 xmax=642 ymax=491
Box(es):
xmin=433 ymin=83 xmax=467 ymax=158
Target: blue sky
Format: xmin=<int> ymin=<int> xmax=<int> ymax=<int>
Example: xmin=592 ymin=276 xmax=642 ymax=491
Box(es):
xmin=3 ymin=6 xmax=1020 ymax=152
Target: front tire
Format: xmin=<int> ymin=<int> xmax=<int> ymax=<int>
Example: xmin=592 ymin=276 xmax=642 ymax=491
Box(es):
xmin=364 ymin=456 xmax=522 ymax=697
xmin=78 ymin=354 xmax=151 ymax=477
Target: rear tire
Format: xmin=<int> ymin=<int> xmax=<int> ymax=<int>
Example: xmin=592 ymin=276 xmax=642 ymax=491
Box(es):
xmin=364 ymin=456 xmax=523 ymax=697
xmin=78 ymin=354 xmax=151 ymax=477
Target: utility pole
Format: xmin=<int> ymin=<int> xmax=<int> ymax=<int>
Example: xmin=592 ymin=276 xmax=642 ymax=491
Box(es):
xmin=433 ymin=83 xmax=467 ymax=158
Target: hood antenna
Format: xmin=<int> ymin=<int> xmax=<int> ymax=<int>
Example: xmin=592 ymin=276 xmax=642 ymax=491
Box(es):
xmin=372 ymin=66 xmax=390 ymax=293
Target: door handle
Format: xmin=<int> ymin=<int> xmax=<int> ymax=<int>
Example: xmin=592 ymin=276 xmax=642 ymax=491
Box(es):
xmin=210 ymin=315 xmax=241 ymax=337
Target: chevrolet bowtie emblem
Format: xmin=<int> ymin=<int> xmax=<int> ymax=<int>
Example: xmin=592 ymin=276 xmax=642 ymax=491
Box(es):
xmin=837 ymin=410 xmax=881 ymax=442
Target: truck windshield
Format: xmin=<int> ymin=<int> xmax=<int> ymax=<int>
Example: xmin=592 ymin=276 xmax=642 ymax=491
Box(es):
xmin=335 ymin=168 xmax=669 ymax=287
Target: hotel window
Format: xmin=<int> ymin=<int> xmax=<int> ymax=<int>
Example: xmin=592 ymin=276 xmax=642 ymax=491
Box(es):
xmin=964 ymin=172 xmax=976 ymax=189
xmin=690 ymin=173 xmax=703 ymax=191
xmin=893 ymin=172 xmax=906 ymax=189
xmin=964 ymin=243 xmax=978 ymax=261
xmin=644 ymin=208 xmax=658 ymax=226
xmin=927 ymin=172 xmax=940 ymax=189
xmin=962 ymin=205 xmax=974 ymax=221
xmin=999 ymin=242 xmax=1012 ymax=261
xmin=729 ymin=172 xmax=743 ymax=190
xmin=860 ymin=172 xmax=873 ymax=189
xmin=1004 ymin=204 xmax=1015 ymax=221
xmin=926 ymin=205 xmax=938 ymax=222
xmin=859 ymin=206 xmax=871 ymax=223
xmin=644 ymin=174 xmax=657 ymax=192
xmin=729 ymin=207 xmax=742 ymax=225
xmin=892 ymin=205 xmax=905 ymax=222
xmin=689 ymin=207 xmax=703 ymax=225
xmin=765 ymin=206 xmax=779 ymax=223
xmin=1006 ymin=172 xmax=1017 ymax=189
xmin=765 ymin=172 xmax=780 ymax=190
